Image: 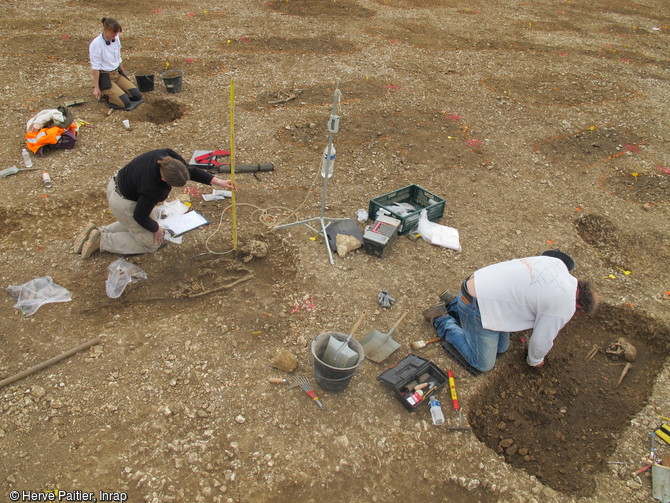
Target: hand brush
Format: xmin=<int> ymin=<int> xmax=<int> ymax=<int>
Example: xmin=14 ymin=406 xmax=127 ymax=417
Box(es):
xmin=410 ymin=337 xmax=441 ymax=350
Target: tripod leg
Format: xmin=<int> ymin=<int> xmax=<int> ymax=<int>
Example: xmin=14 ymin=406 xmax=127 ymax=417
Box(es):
xmin=320 ymin=218 xmax=335 ymax=265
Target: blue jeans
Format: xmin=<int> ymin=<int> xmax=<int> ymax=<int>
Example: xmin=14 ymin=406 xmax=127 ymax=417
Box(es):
xmin=434 ymin=290 xmax=510 ymax=372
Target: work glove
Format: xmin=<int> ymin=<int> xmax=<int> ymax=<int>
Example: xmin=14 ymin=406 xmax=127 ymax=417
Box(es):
xmin=378 ymin=290 xmax=396 ymax=309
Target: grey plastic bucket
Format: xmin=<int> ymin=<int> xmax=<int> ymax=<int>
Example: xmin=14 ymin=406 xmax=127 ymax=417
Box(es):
xmin=653 ymin=463 xmax=670 ymax=503
xmin=135 ymin=74 xmax=154 ymax=92
xmin=311 ymin=332 xmax=364 ymax=392
xmin=161 ymin=70 xmax=183 ymax=93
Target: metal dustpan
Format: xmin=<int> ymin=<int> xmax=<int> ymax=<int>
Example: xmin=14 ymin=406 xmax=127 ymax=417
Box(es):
xmin=322 ymin=311 xmax=366 ymax=368
xmin=360 ymin=310 xmax=408 ymax=363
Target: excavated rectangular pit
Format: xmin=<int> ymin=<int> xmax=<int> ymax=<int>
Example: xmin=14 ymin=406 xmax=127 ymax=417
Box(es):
xmin=468 ymin=304 xmax=670 ymax=495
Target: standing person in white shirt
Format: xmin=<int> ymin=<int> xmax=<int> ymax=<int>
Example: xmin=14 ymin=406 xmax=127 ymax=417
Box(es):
xmin=89 ymin=17 xmax=143 ymax=109
xmin=423 ymin=253 xmax=598 ymax=372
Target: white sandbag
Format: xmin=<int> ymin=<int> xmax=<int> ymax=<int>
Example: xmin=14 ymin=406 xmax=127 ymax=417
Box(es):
xmin=416 ymin=209 xmax=461 ymax=251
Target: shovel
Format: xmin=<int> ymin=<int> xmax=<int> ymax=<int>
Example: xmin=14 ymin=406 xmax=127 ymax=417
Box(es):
xmin=360 ymin=310 xmax=408 ymax=363
xmin=322 ymin=311 xmax=366 ymax=368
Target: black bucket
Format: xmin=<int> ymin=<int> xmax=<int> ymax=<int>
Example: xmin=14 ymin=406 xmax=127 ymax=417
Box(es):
xmin=135 ymin=74 xmax=155 ymax=92
xmin=311 ymin=332 xmax=364 ymax=392
xmin=161 ymin=69 xmax=183 ymax=93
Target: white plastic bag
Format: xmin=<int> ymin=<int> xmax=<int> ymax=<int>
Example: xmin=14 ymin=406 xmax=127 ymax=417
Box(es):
xmin=105 ymin=259 xmax=148 ymax=298
xmin=6 ymin=276 xmax=72 ymax=315
xmin=416 ymin=209 xmax=461 ymax=251
xmin=387 ymin=202 xmax=416 ymax=216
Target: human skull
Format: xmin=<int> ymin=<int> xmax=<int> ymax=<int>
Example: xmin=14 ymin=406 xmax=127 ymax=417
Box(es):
xmin=605 ymin=337 xmax=637 ymax=362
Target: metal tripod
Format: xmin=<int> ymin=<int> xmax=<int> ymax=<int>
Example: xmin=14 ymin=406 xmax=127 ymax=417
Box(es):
xmin=275 ymin=80 xmax=347 ymax=265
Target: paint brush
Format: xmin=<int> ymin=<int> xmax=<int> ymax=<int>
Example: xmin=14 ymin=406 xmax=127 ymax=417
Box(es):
xmin=410 ymin=337 xmax=441 ymax=350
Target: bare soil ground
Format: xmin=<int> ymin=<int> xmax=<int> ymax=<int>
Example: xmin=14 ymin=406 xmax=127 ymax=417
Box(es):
xmin=1 ymin=0 xmax=669 ymax=502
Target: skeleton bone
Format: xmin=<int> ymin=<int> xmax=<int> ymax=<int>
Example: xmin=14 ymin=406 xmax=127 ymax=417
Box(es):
xmin=616 ymin=362 xmax=633 ymax=387
xmin=605 ymin=337 xmax=637 ymax=362
xmin=585 ymin=345 xmax=601 ymax=361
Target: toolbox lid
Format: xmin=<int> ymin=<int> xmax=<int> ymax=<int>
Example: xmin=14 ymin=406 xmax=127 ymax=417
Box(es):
xmin=377 ymin=354 xmax=433 ymax=388
xmin=363 ymin=230 xmax=391 ymax=246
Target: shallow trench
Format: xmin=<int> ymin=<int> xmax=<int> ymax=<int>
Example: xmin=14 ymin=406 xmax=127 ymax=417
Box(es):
xmin=468 ymin=304 xmax=670 ymax=496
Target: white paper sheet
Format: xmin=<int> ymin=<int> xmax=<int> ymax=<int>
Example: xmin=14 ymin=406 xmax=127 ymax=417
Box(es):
xmin=160 ymin=211 xmax=210 ymax=237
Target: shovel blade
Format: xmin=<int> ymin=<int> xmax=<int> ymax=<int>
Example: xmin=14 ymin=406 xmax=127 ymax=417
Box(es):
xmin=365 ymin=338 xmax=401 ymax=362
xmin=322 ymin=334 xmax=358 ymax=368
xmin=360 ymin=329 xmax=400 ymax=362
xmin=359 ymin=329 xmax=386 ymax=355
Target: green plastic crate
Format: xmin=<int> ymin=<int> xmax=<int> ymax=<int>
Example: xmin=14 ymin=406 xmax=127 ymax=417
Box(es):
xmin=368 ymin=185 xmax=445 ymax=234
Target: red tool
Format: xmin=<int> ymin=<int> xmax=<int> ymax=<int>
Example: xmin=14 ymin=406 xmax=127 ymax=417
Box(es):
xmin=632 ymin=463 xmax=652 ymax=476
xmin=447 ymin=370 xmax=469 ymax=430
xmin=193 ymin=150 xmax=275 ymax=175
xmin=292 ymin=375 xmax=324 ymax=409
xmin=194 ymin=149 xmax=231 ymax=167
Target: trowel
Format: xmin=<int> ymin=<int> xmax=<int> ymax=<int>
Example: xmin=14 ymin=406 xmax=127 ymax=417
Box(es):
xmin=0 ymin=166 xmax=39 ymax=179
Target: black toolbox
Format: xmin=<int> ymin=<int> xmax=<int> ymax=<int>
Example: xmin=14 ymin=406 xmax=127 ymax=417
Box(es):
xmin=377 ymin=354 xmax=449 ymax=411
xmin=362 ymin=215 xmax=401 ymax=257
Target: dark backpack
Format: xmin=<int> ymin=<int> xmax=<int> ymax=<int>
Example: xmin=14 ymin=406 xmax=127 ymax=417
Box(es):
xmin=37 ymin=129 xmax=77 ymax=156
xmin=52 ymin=129 xmax=77 ymax=149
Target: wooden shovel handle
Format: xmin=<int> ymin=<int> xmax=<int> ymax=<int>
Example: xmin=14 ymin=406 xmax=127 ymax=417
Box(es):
xmin=389 ymin=310 xmax=409 ymax=332
xmin=0 ymin=337 xmax=101 ymax=389
xmin=350 ymin=310 xmax=367 ymax=336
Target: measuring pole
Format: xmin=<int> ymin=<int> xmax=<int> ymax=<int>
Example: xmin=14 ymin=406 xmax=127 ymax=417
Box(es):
xmin=229 ymin=80 xmax=237 ymax=251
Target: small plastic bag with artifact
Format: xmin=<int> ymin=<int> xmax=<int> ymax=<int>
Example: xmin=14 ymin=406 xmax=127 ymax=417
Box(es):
xmin=105 ymin=259 xmax=147 ymax=298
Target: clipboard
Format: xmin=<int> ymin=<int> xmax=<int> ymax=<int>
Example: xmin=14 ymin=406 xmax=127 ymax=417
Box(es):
xmin=160 ymin=211 xmax=210 ymax=237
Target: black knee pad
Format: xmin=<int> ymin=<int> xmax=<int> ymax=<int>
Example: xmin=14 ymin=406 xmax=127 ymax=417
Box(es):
xmin=127 ymin=88 xmax=143 ymax=101
xmin=119 ymin=94 xmax=132 ymax=109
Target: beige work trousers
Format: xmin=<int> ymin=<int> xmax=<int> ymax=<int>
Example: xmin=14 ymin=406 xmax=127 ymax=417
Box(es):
xmin=100 ymin=70 xmax=135 ymax=108
xmin=100 ymin=178 xmax=161 ymax=255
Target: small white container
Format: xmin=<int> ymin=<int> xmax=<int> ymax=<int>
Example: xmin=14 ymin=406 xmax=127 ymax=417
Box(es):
xmin=22 ymin=148 xmax=33 ymax=168
xmin=320 ymin=144 xmax=336 ymax=178
xmin=122 ymin=119 xmax=130 ymax=129
xmin=42 ymin=172 xmax=53 ymax=189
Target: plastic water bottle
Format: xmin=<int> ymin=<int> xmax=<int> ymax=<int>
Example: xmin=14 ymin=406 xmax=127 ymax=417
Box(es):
xmin=429 ymin=395 xmax=445 ymax=426
xmin=320 ymin=144 xmax=336 ymax=178
xmin=22 ymin=148 xmax=33 ymax=168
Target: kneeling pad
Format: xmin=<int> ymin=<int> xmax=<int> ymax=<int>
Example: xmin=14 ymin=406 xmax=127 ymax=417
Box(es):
xmin=108 ymin=99 xmax=144 ymax=111
xmin=440 ymin=339 xmax=482 ymax=376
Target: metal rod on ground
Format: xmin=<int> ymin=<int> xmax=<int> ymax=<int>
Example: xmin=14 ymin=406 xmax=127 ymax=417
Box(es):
xmin=229 ymin=79 xmax=237 ymax=251
xmin=0 ymin=337 xmax=102 ymax=388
